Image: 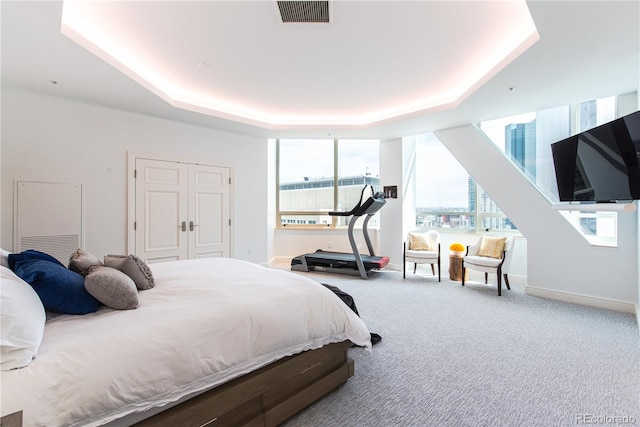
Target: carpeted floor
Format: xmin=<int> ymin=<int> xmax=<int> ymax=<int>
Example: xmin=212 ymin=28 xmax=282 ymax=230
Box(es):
xmin=280 ymin=267 xmax=640 ymax=427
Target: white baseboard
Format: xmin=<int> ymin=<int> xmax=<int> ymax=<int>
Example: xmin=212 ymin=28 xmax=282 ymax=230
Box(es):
xmin=386 ymin=262 xmax=402 ymax=271
xmin=270 ymin=256 xmax=291 ymax=266
xmin=525 ymin=285 xmax=636 ymax=314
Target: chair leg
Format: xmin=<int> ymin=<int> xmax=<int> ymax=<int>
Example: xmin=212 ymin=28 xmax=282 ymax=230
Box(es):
xmin=461 ymin=265 xmax=465 ymax=287
xmin=431 ymin=264 xmax=435 ymax=276
xmin=437 ymin=257 xmax=441 ymax=282
xmin=497 ymin=267 xmax=502 ymax=296
xmin=403 ymin=252 xmax=406 ymax=279
xmin=414 ymin=264 xmax=417 ymax=274
xmin=484 ymin=272 xmax=488 ymax=284
xmin=504 ymin=274 xmax=511 ymax=290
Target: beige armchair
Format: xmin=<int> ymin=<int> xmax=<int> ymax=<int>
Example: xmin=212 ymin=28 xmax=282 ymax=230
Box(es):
xmin=462 ymin=233 xmax=515 ymax=296
xmin=403 ymin=230 xmax=441 ymax=281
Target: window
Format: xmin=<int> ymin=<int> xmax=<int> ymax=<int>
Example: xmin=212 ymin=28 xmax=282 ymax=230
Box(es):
xmin=414 ymin=133 xmax=515 ymax=232
xmin=277 ymin=139 xmax=380 ymax=227
xmin=479 ymin=96 xmax=619 ymax=246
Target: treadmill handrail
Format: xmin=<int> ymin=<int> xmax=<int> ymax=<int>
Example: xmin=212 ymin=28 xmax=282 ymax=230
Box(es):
xmin=328 ymin=210 xmax=352 ymax=217
xmin=328 ymin=185 xmax=380 ymax=217
xmin=352 ymin=192 xmax=385 ymax=216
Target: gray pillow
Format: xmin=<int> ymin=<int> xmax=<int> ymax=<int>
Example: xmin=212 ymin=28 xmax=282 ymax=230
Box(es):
xmin=68 ymin=249 xmax=103 ymax=276
xmin=103 ymin=254 xmax=155 ymax=290
xmin=84 ymin=266 xmax=138 ymax=310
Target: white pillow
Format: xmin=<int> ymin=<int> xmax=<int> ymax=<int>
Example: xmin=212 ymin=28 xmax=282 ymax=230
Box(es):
xmin=1 ymin=249 xmax=11 ymax=268
xmin=1 ymin=265 xmax=46 ymax=370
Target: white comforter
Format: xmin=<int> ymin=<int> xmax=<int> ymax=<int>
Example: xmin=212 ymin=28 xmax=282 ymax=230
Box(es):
xmin=0 ymin=258 xmax=371 ymax=427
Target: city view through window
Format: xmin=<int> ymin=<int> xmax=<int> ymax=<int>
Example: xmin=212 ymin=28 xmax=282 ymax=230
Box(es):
xmin=416 ymin=96 xmax=618 ymax=241
xmin=277 ymin=96 xmax=620 ymax=245
xmin=278 ymin=139 xmax=380 ymax=226
xmin=415 ymin=133 xmax=514 ymax=232
xmin=479 ymin=97 xmax=618 ymax=245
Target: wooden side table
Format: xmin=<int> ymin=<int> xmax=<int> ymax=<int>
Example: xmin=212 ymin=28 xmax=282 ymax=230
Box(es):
xmin=448 ymin=255 xmax=468 ymax=281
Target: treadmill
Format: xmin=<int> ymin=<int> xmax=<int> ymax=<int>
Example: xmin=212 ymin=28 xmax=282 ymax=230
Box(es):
xmin=291 ymin=185 xmax=390 ymax=279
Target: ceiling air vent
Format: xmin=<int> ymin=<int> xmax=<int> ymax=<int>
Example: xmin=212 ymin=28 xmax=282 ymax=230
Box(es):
xmin=277 ymin=1 xmax=330 ymax=23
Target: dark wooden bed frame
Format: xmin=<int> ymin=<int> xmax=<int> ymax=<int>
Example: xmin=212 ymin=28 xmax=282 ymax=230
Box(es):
xmin=0 ymin=341 xmax=354 ymax=427
xmin=135 ymin=340 xmax=354 ymax=426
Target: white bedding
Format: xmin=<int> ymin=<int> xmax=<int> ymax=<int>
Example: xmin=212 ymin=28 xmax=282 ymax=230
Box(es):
xmin=0 ymin=258 xmax=371 ymax=427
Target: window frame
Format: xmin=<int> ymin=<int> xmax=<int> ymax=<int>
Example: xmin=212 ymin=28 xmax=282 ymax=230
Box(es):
xmin=276 ymin=138 xmax=381 ymax=229
xmin=415 ymin=189 xmax=517 ymax=234
xmin=477 ymin=96 xmax=620 ymax=246
xmin=413 ymin=134 xmax=517 ymax=234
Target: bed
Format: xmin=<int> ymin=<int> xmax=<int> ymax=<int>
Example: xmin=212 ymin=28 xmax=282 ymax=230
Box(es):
xmin=0 ymin=256 xmax=372 ymax=427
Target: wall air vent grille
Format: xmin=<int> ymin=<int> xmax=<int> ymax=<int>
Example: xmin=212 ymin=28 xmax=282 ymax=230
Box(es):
xmin=277 ymin=1 xmax=330 ymax=23
xmin=15 ymin=181 xmax=83 ymax=265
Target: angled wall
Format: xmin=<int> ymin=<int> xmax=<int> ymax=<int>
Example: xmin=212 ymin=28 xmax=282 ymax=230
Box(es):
xmin=435 ymin=125 xmax=637 ymax=312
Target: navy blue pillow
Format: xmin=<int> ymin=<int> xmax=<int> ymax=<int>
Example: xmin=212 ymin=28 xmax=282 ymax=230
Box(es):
xmin=8 ymin=249 xmax=64 ymax=271
xmin=13 ymin=259 xmax=100 ymax=315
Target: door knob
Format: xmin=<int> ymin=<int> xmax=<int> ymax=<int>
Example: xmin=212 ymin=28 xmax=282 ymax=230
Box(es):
xmin=181 ymin=221 xmax=186 ymax=232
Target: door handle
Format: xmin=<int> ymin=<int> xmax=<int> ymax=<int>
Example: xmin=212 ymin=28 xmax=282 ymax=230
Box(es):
xmin=190 ymin=221 xmax=198 ymax=231
xmin=181 ymin=221 xmax=186 ymax=232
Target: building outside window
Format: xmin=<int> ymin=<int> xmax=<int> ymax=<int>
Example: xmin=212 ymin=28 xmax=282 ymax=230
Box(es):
xmin=276 ymin=96 xmax=620 ymax=243
xmin=480 ymin=96 xmax=618 ymax=246
xmin=414 ymin=133 xmax=514 ymax=232
xmin=277 ymin=139 xmax=380 ymax=227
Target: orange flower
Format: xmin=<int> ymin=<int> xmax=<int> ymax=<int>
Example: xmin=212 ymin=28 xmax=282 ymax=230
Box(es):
xmin=449 ymin=243 xmax=465 ymax=252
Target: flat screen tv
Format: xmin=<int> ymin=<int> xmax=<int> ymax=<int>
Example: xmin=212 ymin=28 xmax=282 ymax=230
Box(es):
xmin=551 ymin=110 xmax=640 ymax=202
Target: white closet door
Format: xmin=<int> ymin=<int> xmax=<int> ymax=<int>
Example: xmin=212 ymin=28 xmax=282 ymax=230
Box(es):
xmin=134 ymin=158 xmax=231 ymax=262
xmin=135 ymin=158 xmax=189 ymax=263
xmin=188 ymin=165 xmax=230 ymax=259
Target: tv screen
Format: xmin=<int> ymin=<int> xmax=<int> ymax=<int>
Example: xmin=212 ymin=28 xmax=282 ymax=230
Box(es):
xmin=551 ymin=110 xmax=640 ymax=202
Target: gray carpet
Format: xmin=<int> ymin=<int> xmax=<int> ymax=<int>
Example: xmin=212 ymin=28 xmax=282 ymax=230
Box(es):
xmin=281 ymin=268 xmax=640 ymax=427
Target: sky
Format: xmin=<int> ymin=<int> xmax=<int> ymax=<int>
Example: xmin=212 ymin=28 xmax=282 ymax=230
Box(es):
xmin=416 ymin=111 xmax=535 ymax=208
xmin=279 ymin=139 xmax=380 ymax=183
xmin=415 ymin=133 xmax=469 ymax=208
xmin=279 ymin=97 xmax=617 ymax=210
xmin=279 ymin=114 xmax=536 ymax=209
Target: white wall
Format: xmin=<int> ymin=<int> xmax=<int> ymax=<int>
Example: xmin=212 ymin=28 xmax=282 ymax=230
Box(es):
xmin=1 ymin=88 xmax=269 ymax=263
xmin=379 ymin=138 xmax=404 ymax=268
xmin=435 ymin=125 xmax=638 ymax=312
xmin=6 ymin=87 xmax=634 ymax=314
xmin=273 ymin=225 xmax=379 ymax=261
xmin=401 ymin=137 xmax=417 ymax=246
xmin=266 ymin=139 xmax=277 ymax=263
